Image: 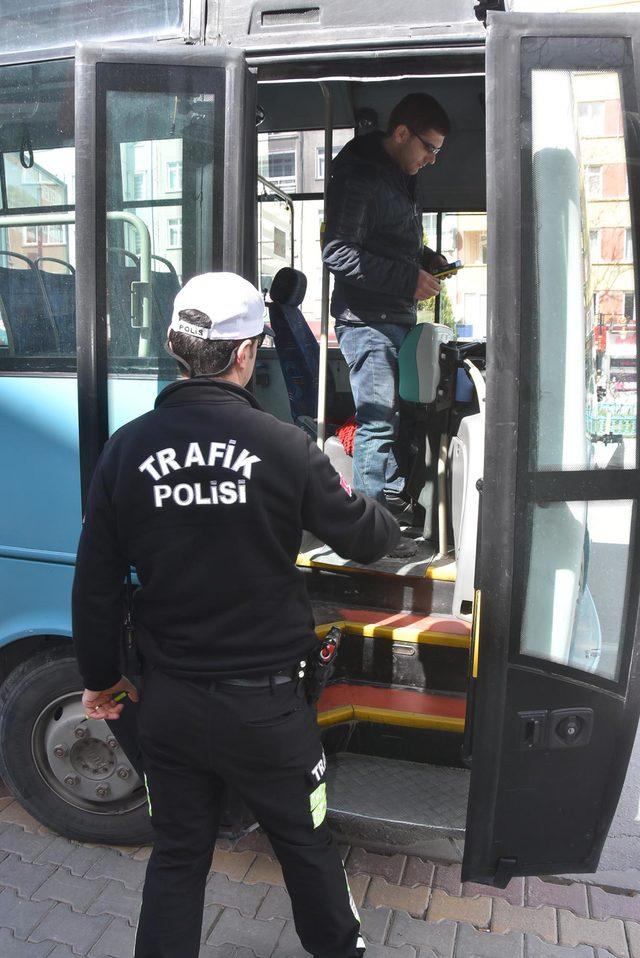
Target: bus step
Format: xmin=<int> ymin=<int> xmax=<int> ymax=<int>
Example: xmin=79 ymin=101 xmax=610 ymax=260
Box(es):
xmin=326 ymin=752 xmax=469 ymax=852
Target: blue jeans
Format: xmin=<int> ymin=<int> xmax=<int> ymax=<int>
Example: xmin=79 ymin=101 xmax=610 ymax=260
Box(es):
xmin=335 ymin=322 xmax=410 ymax=503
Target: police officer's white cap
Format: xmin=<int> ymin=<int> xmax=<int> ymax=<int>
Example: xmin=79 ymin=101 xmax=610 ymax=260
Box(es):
xmin=169 ymin=272 xmax=267 ymax=341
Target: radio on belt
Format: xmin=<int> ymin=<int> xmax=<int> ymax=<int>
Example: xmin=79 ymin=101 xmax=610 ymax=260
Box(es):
xmin=305 ymin=626 xmax=342 ymax=704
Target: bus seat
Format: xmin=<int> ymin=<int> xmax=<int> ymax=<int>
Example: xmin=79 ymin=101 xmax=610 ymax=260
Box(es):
xmin=268 ymin=266 xmax=335 ymax=423
xmin=0 ymin=253 xmax=59 ymax=356
xmin=151 ymin=255 xmax=181 ymax=349
xmin=35 ymin=258 xmax=76 ymax=354
xmin=398 ymin=321 xmax=454 ymax=405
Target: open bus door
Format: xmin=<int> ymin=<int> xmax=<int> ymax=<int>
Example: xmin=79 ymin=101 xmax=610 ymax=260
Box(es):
xmin=74 ymin=42 xmax=256 ymax=784
xmin=463 ymin=12 xmax=640 ymax=886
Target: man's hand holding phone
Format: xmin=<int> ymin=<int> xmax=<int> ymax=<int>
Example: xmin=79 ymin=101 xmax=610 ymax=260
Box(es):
xmin=414 ymin=268 xmax=441 ymax=301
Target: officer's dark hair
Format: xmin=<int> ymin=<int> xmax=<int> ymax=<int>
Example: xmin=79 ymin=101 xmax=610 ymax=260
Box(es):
xmin=168 ymin=308 xmax=260 ymax=377
xmin=387 ymin=93 xmax=451 ymax=137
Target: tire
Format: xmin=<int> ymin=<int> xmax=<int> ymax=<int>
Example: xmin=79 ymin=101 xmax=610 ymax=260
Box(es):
xmin=0 ymin=645 xmax=153 ymax=844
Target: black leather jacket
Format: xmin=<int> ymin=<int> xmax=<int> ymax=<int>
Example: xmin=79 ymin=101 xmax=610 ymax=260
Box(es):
xmin=323 ymin=131 xmax=436 ymax=327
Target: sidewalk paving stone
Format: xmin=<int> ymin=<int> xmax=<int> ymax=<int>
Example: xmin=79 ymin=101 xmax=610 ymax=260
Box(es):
xmin=0 ymin=853 xmax=56 ymax=898
xmin=232 ymin=830 xmax=274 ymax=857
xmin=346 ymin=848 xmax=406 ymax=884
xmin=48 ymin=946 xmax=83 ymax=958
xmin=270 ymin=919 xmax=310 ymax=958
xmin=89 ymin=917 xmax=137 ymax=958
xmin=29 ymin=901 xmax=112 ymax=955
xmin=0 ymin=823 xmax=55 ymax=862
xmin=557 ymin=911 xmax=628 ymax=957
xmin=204 ymin=873 xmax=270 ymax=917
xmin=35 ymin=836 xmax=76 ymax=868
xmin=463 ymin=877 xmax=525 ymax=907
xmin=590 ymin=887 xmax=640 ymax=923
xmin=426 ymin=889 xmax=492 ymax=928
xmin=0 ymin=886 xmax=54 ymax=939
xmin=61 ymin=845 xmax=110 ymax=878
xmin=206 ymin=908 xmax=285 ymax=957
xmin=387 ymin=910 xmax=456 ymax=957
xmin=256 ymin=886 xmax=294 ymax=922
xmin=433 ymin=865 xmax=462 ymax=898
xmin=32 ymin=868 xmax=108 ymax=913
xmin=200 ymin=946 xmax=260 ymax=958
xmin=491 ymin=900 xmax=557 ymax=943
xmin=0 ymin=801 xmax=53 ymax=835
xmin=360 ymin=906 xmax=393 ymax=945
xmin=527 ymin=878 xmax=589 ymax=917
xmin=364 ymin=946 xmax=418 ymax=958
xmin=401 ymin=858 xmax=435 ymax=889
xmin=132 ymin=846 xmax=152 ymax=862
xmin=212 ymin=848 xmax=256 ymax=882
xmin=201 ymin=904 xmax=224 ymax=943
xmin=525 ymin=936 xmax=595 ymax=957
xmin=453 ymin=924 xmax=524 ymax=957
xmin=0 ymin=927 xmax=56 ymax=957
xmin=244 ymin=853 xmax=285 ymax=887
xmin=84 ymin=848 xmax=148 ymax=890
xmin=624 ymin=920 xmax=640 ymax=958
xmin=367 ymin=876 xmax=430 ymax=917
xmin=347 ymin=873 xmax=370 ymax=908
xmin=86 ymin=879 xmax=143 ymax=925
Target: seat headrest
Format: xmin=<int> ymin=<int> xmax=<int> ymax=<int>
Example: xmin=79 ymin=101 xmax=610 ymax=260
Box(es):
xmin=270 ymin=268 xmax=307 ymax=307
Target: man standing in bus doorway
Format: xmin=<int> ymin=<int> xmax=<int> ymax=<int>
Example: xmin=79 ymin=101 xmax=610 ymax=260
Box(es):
xmin=323 ymin=93 xmax=451 ymax=558
xmin=72 ymin=272 xmax=400 ymax=958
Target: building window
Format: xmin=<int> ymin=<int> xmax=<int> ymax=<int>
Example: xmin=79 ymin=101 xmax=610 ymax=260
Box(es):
xmin=263 ymin=151 xmax=296 ymax=191
xmin=578 ymin=101 xmax=605 ymax=137
xmin=590 ymin=229 xmax=600 ymax=261
xmin=22 ymin=224 xmax=65 ymax=246
xmin=166 ymin=160 xmax=182 ymax=193
xmin=133 ymin=172 xmax=147 ymax=201
xmin=315 ymin=145 xmax=340 ymax=180
xmin=625 ymin=228 xmax=634 ymax=262
xmin=585 ymin=165 xmax=603 ymax=198
xmin=167 ymin=218 xmax=182 ymax=249
xmin=624 ymin=291 xmax=635 ymax=322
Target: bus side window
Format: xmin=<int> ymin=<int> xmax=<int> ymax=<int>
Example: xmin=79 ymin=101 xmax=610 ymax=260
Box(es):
xmin=0 ymin=59 xmax=75 ymax=371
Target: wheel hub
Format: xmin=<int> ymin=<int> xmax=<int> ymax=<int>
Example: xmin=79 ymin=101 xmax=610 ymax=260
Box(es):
xmin=39 ymin=695 xmax=142 ymax=805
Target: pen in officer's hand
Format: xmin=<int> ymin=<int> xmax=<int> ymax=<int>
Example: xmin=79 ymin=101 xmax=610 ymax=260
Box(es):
xmin=81 ymin=690 xmax=129 ymax=722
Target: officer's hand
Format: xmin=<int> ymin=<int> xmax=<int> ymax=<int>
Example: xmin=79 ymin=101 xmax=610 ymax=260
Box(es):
xmin=82 ymin=676 xmax=139 ymax=722
xmin=414 ymin=268 xmax=441 ymax=301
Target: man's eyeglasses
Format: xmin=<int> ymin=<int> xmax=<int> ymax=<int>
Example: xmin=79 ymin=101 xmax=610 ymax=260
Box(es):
xmin=408 ymin=128 xmax=442 ymax=157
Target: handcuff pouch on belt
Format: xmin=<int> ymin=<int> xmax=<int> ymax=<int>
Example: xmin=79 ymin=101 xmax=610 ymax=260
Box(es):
xmin=304 ymin=626 xmax=342 ymax=705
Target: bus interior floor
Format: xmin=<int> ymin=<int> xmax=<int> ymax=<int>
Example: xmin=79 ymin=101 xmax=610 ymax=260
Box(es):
xmin=300 ymin=531 xmax=438 ymax=577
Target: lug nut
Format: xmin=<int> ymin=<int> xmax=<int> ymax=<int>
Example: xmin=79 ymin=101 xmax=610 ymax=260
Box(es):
xmin=64 ymin=775 xmax=79 ymax=788
xmin=107 ymin=738 xmax=119 ymax=750
xmin=96 ymin=784 xmax=110 ymax=798
xmin=116 ymin=766 xmax=130 ymax=780
xmin=53 ymin=745 xmax=68 ymax=758
xmin=74 ymin=726 xmax=86 ymax=739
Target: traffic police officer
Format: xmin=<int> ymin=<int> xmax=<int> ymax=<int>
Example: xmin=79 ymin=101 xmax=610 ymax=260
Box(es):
xmin=72 ymin=272 xmax=400 ymax=958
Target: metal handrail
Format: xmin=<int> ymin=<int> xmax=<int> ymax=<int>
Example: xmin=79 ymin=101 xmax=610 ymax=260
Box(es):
xmin=257 ymin=174 xmax=295 ymax=270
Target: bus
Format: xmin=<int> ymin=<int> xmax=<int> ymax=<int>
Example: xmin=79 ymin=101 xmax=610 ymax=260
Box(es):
xmin=0 ymin=0 xmax=638 ymax=889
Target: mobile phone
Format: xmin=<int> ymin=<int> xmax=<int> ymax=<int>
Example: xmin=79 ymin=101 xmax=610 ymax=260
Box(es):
xmin=432 ymin=260 xmax=464 ymax=279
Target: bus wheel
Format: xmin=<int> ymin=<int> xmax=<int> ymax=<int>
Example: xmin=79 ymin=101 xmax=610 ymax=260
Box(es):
xmin=0 ymin=646 xmax=153 ymax=844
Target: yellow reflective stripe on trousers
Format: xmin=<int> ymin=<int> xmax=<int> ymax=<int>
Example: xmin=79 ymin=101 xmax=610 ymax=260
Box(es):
xmin=309 ymin=782 xmax=326 ymax=828
xmin=143 ymin=773 xmax=152 ymax=817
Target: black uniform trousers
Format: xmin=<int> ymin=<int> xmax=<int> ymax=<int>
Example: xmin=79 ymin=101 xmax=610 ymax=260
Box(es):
xmin=134 ymin=667 xmax=364 ymax=958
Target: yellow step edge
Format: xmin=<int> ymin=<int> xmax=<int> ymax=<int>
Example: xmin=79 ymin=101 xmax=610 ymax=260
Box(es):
xmin=315 ymin=620 xmax=470 ymax=650
xmin=317 ymin=703 xmax=464 ymax=733
xmin=425 ymin=557 xmax=457 ymax=582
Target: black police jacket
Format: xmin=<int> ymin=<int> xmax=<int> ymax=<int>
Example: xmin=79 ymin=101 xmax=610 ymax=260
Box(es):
xmin=72 ymin=378 xmax=400 ymax=690
xmin=322 ymin=131 xmax=436 ymax=327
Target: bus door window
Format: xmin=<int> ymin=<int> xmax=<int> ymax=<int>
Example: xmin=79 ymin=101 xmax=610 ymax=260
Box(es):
xmin=105 ymin=88 xmax=216 ymax=377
